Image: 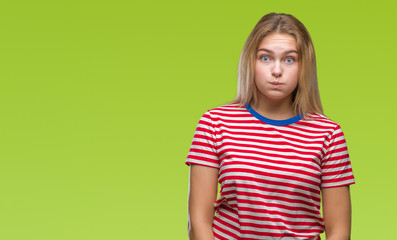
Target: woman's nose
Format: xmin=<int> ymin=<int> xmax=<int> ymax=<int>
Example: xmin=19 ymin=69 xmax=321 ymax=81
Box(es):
xmin=271 ymin=62 xmax=282 ymax=78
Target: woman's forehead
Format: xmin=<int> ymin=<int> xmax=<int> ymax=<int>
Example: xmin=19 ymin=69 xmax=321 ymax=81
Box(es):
xmin=257 ymin=33 xmax=297 ymax=53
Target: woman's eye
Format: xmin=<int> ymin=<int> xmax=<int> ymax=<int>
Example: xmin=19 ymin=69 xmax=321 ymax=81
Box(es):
xmin=285 ymin=57 xmax=295 ymax=63
xmin=260 ymin=56 xmax=270 ymax=62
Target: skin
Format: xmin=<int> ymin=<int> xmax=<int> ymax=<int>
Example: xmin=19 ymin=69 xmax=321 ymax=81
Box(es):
xmin=187 ymin=32 xmax=352 ymax=240
xmin=252 ymin=32 xmax=299 ymax=120
xmin=322 ymin=186 xmax=352 ymax=240
xmin=187 ymin=164 xmax=218 ymax=240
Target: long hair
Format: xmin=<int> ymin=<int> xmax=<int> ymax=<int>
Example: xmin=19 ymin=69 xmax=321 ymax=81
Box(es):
xmin=233 ymin=13 xmax=323 ymax=117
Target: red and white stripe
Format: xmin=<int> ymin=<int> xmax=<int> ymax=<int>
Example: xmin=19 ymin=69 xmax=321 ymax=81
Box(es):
xmin=186 ymin=103 xmax=355 ymax=240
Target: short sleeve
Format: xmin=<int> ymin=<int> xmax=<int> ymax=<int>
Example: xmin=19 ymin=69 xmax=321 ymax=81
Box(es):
xmin=185 ymin=110 xmax=219 ymax=169
xmin=321 ymin=124 xmax=355 ymax=188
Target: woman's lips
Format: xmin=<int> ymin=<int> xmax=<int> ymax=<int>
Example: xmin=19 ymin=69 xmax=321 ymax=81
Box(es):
xmin=270 ymin=82 xmax=283 ymax=88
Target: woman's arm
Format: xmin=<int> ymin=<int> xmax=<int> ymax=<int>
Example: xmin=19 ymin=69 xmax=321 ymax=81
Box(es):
xmin=187 ymin=164 xmax=219 ymax=240
xmin=321 ymin=185 xmax=352 ymax=240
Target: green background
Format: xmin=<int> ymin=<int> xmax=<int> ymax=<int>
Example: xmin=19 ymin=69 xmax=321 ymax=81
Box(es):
xmin=0 ymin=0 xmax=395 ymax=239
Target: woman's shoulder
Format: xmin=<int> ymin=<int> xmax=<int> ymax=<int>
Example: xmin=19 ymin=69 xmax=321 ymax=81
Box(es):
xmin=197 ymin=103 xmax=250 ymax=122
xmin=207 ymin=102 xmax=247 ymax=113
xmin=300 ymin=112 xmax=342 ymax=131
xmin=200 ymin=102 xmax=247 ymax=116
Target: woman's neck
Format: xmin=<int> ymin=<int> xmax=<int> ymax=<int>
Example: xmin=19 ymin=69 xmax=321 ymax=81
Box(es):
xmin=251 ymin=95 xmax=296 ymax=120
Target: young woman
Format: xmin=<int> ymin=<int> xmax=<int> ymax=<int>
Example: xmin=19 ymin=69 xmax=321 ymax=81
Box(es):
xmin=185 ymin=13 xmax=355 ymax=240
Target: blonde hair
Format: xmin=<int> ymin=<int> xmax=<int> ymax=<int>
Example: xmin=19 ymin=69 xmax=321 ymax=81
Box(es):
xmin=233 ymin=12 xmax=323 ymax=117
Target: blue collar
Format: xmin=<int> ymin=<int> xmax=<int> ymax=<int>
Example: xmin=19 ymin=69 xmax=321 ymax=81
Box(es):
xmin=245 ymin=104 xmax=302 ymax=126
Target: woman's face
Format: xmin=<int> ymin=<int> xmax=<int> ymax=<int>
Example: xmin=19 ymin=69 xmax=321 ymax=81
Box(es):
xmin=254 ymin=32 xmax=299 ymax=103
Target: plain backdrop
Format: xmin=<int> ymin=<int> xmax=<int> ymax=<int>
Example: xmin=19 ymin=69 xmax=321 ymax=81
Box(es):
xmin=0 ymin=0 xmax=396 ymax=239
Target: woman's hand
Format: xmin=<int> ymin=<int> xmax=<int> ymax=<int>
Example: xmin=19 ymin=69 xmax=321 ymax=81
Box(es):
xmin=322 ymin=185 xmax=352 ymax=240
xmin=187 ymin=164 xmax=219 ymax=240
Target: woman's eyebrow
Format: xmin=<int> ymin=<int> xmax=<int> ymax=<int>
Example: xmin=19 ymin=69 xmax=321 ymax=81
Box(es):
xmin=257 ymin=48 xmax=298 ymax=54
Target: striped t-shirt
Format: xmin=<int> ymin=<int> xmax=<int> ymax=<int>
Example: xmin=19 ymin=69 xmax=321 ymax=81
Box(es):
xmin=185 ymin=103 xmax=355 ymax=240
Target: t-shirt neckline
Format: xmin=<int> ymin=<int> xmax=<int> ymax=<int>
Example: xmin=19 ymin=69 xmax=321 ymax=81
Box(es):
xmin=245 ymin=104 xmax=302 ymax=126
